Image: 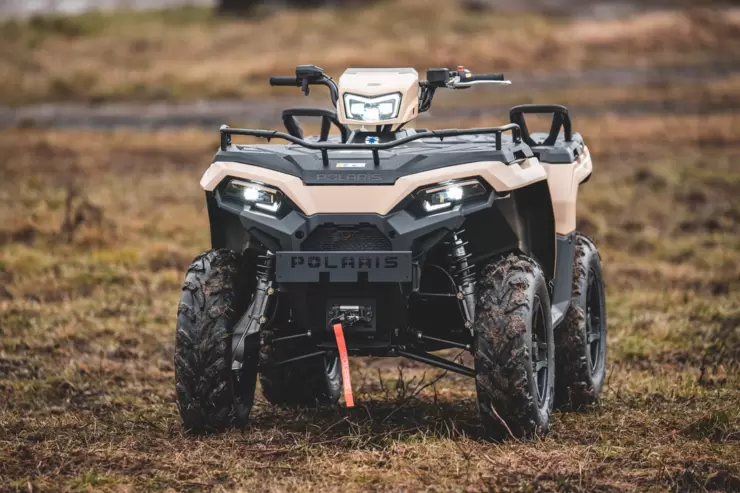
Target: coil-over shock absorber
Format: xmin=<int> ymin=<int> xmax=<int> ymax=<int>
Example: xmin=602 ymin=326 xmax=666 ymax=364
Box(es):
xmin=255 ymin=252 xmax=275 ymax=282
xmin=448 ymin=230 xmax=476 ymax=332
xmin=232 ymin=251 xmax=275 ymax=369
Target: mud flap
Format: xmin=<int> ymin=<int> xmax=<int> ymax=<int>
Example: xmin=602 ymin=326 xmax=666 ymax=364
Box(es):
xmin=332 ymin=323 xmax=354 ymax=407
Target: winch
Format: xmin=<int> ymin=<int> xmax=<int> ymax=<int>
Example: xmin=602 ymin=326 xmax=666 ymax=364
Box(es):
xmin=328 ymin=304 xmax=373 ymax=326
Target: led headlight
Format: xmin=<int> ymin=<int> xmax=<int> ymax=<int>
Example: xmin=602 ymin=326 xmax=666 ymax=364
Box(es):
xmin=343 ymin=92 xmax=402 ymax=122
xmin=223 ymin=179 xmax=282 ymax=214
xmin=419 ymin=179 xmax=487 ymax=213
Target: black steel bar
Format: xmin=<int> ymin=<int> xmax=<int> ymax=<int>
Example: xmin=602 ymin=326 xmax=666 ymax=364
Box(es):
xmin=417 ymin=333 xmax=470 ymax=351
xmin=270 ymin=331 xmax=312 ymax=344
xmin=397 ymin=349 xmax=475 ymax=378
xmin=415 ymin=292 xmax=458 ymax=298
xmin=220 ymin=129 xmax=231 ymax=150
xmin=260 ymin=350 xmax=327 ymax=370
xmin=219 ymin=124 xmax=522 ymax=152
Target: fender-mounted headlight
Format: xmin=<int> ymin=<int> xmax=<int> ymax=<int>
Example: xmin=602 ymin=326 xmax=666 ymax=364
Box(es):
xmin=223 ymin=179 xmax=283 ymax=214
xmin=418 ymin=178 xmax=487 ymax=213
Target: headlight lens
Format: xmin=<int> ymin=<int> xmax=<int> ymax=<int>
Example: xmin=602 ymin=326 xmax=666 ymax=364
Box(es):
xmin=343 ymin=92 xmax=402 ymax=122
xmin=419 ymin=179 xmax=487 ymax=213
xmin=223 ymin=179 xmax=282 ymax=214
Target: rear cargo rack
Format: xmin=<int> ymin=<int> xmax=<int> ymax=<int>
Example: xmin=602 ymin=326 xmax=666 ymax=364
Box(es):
xmin=219 ymin=124 xmax=522 ymax=167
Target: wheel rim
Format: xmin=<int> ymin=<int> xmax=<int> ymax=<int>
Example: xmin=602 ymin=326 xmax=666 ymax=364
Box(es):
xmin=585 ymin=271 xmax=604 ymax=374
xmin=531 ymin=295 xmax=550 ymax=408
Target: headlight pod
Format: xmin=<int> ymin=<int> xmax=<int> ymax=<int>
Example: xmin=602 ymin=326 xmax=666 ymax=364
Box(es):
xmin=223 ymin=179 xmax=282 ymax=214
xmin=343 ymin=92 xmax=402 ymax=122
xmin=418 ymin=179 xmax=488 ymax=213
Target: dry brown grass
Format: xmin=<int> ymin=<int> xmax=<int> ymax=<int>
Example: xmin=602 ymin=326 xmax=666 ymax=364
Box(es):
xmin=1 ymin=107 xmax=739 ymax=491
xmin=1 ymin=3 xmax=740 ymax=105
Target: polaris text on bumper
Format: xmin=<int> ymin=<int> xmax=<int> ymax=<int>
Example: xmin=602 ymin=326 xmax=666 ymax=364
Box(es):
xmin=275 ymin=251 xmax=412 ymax=283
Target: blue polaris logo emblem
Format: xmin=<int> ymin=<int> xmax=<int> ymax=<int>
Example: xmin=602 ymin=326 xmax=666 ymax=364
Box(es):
xmin=365 ymin=136 xmax=379 ymax=144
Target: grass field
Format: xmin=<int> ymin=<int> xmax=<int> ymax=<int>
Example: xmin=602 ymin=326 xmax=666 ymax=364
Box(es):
xmin=1 ymin=2 xmax=740 ymax=492
xmin=1 ymin=2 xmax=740 ymax=105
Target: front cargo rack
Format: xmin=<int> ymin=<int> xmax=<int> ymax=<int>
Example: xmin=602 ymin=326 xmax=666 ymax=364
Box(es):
xmin=219 ymin=123 xmax=523 ymax=167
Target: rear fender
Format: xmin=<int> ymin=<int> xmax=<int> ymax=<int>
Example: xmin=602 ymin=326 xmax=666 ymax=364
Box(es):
xmin=541 ymin=147 xmax=592 ymax=235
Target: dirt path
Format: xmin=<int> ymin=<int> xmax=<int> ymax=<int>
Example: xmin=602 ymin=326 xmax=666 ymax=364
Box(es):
xmin=3 ymin=59 xmax=738 ymax=129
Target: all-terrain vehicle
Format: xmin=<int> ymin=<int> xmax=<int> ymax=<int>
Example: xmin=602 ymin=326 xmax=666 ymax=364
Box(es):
xmin=174 ymin=65 xmax=607 ymax=439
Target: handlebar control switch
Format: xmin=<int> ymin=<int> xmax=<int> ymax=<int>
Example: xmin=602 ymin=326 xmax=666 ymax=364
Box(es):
xmin=295 ymin=64 xmax=326 ymax=81
xmin=426 ymin=68 xmax=452 ymax=88
xmin=295 ymin=65 xmax=327 ymax=96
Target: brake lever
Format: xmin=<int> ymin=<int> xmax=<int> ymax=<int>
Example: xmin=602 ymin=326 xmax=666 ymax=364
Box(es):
xmin=448 ymin=76 xmax=512 ymax=88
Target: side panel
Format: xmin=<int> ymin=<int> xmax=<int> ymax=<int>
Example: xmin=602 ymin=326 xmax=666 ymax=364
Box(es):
xmin=540 ymin=146 xmax=593 ymax=235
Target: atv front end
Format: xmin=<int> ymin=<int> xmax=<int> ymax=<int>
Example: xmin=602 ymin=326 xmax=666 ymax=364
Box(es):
xmin=213 ymin=174 xmax=498 ymax=364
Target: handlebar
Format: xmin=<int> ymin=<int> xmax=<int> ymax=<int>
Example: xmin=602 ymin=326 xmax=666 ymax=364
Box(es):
xmin=269 ymin=65 xmax=339 ymax=107
xmin=467 ymin=73 xmax=505 ymax=82
xmin=423 ymin=67 xmax=510 ymax=89
xmin=269 ymin=76 xmax=299 ymax=87
xmin=271 ymin=65 xmax=508 ymax=115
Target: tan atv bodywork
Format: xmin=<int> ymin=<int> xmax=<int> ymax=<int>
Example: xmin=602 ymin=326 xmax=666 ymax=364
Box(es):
xmin=336 ymin=68 xmax=420 ymax=127
xmin=541 ymin=147 xmax=593 ymax=235
xmin=202 ymin=157 xmax=547 ymax=215
xmin=202 ymin=146 xmax=591 ymax=232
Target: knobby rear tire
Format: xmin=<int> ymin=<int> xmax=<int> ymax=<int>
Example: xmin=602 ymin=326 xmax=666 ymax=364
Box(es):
xmin=555 ymin=234 xmax=607 ymax=410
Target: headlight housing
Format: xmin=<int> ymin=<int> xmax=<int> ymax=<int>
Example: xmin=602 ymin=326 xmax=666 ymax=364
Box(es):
xmin=417 ymin=178 xmax=488 ymax=214
xmin=223 ymin=179 xmax=283 ymax=214
xmin=343 ymin=92 xmax=402 ymax=122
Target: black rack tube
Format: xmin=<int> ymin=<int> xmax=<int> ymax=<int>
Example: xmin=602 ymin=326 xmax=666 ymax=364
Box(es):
xmin=220 ymin=124 xmax=522 ymax=153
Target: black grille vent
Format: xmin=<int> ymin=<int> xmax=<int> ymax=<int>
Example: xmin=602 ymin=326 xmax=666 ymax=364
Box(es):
xmin=302 ymin=227 xmax=391 ymax=252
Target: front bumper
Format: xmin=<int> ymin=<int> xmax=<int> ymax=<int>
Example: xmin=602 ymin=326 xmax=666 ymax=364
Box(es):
xmin=212 ymin=187 xmax=496 ymax=256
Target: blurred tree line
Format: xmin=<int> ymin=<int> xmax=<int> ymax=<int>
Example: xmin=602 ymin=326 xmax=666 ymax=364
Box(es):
xmin=218 ymin=0 xmax=370 ymax=15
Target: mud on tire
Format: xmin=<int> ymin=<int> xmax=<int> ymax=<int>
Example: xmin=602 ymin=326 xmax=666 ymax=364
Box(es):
xmin=555 ymin=234 xmax=607 ymax=409
xmin=474 ymin=254 xmax=555 ymax=440
xmin=259 ymin=329 xmax=342 ymax=407
xmin=175 ymin=249 xmax=248 ymax=433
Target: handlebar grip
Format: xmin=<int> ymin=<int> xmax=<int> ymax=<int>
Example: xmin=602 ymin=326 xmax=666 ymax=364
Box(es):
xmin=269 ymin=76 xmax=299 ymax=87
xmin=467 ymin=73 xmax=505 ymax=82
